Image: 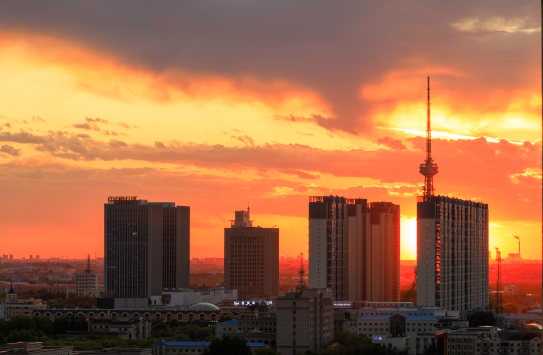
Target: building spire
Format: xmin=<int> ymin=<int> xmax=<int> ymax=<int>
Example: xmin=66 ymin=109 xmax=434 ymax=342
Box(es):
xmin=419 ymin=76 xmax=438 ymax=200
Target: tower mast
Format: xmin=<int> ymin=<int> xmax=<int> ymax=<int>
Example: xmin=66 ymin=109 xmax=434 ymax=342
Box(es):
xmin=419 ymin=77 xmax=439 ymax=200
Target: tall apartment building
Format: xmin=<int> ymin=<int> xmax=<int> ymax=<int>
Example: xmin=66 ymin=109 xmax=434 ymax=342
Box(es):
xmin=347 ymin=200 xmax=400 ymax=302
xmin=104 ymin=196 xmax=190 ymax=299
xmin=276 ymin=288 xmax=334 ymax=355
xmin=308 ymin=196 xmax=348 ymax=301
xmin=224 ymin=208 xmax=279 ymax=300
xmin=417 ymin=196 xmax=489 ymax=313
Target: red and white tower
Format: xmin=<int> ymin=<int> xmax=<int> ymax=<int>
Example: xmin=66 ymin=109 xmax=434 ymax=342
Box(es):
xmin=419 ymin=77 xmax=439 ymax=200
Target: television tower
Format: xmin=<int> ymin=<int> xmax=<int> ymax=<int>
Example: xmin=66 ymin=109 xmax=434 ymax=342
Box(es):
xmin=419 ymin=77 xmax=439 ymax=200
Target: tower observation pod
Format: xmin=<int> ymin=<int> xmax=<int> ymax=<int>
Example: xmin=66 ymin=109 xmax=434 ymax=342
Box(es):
xmin=419 ymin=77 xmax=438 ymax=201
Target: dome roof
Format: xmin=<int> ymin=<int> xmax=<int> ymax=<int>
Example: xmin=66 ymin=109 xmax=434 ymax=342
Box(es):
xmin=187 ymin=303 xmax=220 ymax=311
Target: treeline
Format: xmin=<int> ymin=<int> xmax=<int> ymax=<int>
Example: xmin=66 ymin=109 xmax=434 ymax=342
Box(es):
xmin=318 ymin=331 xmax=409 ymax=355
xmin=0 ymin=290 xmax=97 ymax=309
xmin=0 ymin=317 xmax=216 ymax=351
xmin=0 ymin=315 xmax=87 ymax=345
xmin=203 ymin=331 xmax=410 ymax=355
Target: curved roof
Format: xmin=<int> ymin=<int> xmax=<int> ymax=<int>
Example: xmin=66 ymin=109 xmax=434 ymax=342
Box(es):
xmin=7 ymin=283 xmax=15 ymax=294
xmin=187 ymin=303 xmax=220 ymax=311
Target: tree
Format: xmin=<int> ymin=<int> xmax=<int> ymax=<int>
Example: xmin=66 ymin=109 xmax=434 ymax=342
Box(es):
xmin=256 ymin=348 xmax=280 ymax=355
xmin=422 ymin=342 xmax=437 ymax=355
xmin=202 ymin=336 xmax=253 ymax=355
xmin=467 ymin=311 xmax=496 ymax=327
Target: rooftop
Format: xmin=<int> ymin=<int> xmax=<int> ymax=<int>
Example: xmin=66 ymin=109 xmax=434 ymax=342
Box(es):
xmin=186 ymin=303 xmax=220 ymax=311
xmin=153 ymin=342 xmax=267 ymax=347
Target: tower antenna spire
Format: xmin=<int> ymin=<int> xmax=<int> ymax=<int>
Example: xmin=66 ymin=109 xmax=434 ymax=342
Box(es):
xmin=419 ymin=76 xmax=439 ymax=200
xmin=427 ymin=76 xmax=431 ymax=162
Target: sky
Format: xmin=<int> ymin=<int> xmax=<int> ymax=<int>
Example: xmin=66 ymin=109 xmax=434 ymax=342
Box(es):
xmin=0 ymin=0 xmax=540 ymax=261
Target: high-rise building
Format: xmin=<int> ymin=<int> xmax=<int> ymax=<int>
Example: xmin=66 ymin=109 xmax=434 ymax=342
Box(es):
xmin=416 ymin=78 xmax=489 ymax=313
xmin=276 ymin=288 xmax=334 ymax=355
xmin=417 ymin=196 xmax=489 ymax=312
xmin=104 ymin=196 xmax=190 ymax=299
xmin=224 ymin=208 xmax=279 ymax=300
xmin=347 ymin=200 xmax=400 ymax=302
xmin=308 ymin=196 xmax=348 ymax=301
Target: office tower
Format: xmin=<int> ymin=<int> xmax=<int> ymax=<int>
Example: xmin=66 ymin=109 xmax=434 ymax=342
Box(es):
xmin=416 ymin=79 xmax=489 ymax=313
xmin=276 ymin=288 xmax=334 ymax=355
xmin=347 ymin=200 xmax=400 ymax=302
xmin=224 ymin=208 xmax=279 ymax=300
xmin=308 ymin=196 xmax=348 ymax=301
xmin=104 ymin=196 xmax=190 ymax=299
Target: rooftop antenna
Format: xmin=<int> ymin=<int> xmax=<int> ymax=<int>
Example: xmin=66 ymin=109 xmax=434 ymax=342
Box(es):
xmin=419 ymin=76 xmax=439 ymax=201
xmin=85 ymin=254 xmax=92 ymax=274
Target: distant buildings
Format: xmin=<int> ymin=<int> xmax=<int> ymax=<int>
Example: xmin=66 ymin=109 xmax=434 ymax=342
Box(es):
xmin=104 ymin=196 xmax=190 ymax=299
xmin=224 ymin=208 xmax=279 ymax=300
xmin=309 ymin=196 xmax=400 ymax=302
xmin=276 ymin=288 xmax=334 ymax=355
xmin=417 ymin=196 xmax=489 ymax=313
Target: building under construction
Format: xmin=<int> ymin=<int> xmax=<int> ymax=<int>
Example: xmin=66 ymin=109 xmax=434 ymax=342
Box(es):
xmin=416 ymin=78 xmax=489 ymax=314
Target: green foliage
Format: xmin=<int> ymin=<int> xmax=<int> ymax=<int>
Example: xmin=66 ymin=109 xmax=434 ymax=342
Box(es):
xmin=421 ymin=342 xmax=437 ymax=355
xmin=322 ymin=331 xmax=409 ymax=355
xmin=202 ymin=336 xmax=253 ymax=355
xmin=0 ymin=316 xmax=212 ymax=351
xmin=467 ymin=311 xmax=496 ymax=327
xmin=9 ymin=290 xmax=96 ymax=309
xmin=255 ymin=348 xmax=280 ymax=355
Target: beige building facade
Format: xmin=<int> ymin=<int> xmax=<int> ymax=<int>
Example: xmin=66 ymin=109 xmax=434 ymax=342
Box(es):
xmin=224 ymin=209 xmax=279 ymax=300
xmin=347 ymin=200 xmax=400 ymax=302
xmin=276 ymin=288 xmax=334 ymax=355
xmin=308 ymin=196 xmax=348 ymax=301
xmin=75 ymin=272 xmax=98 ymax=297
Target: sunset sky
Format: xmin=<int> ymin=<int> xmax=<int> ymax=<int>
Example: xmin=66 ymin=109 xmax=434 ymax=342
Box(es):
xmin=0 ymin=1 xmax=540 ymax=261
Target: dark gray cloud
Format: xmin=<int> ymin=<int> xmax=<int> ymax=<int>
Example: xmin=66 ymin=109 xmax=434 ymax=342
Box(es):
xmin=0 ymin=1 xmax=537 ymax=134
xmin=0 ymin=144 xmax=21 ymax=157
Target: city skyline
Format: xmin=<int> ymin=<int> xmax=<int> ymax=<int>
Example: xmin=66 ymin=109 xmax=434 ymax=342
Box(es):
xmin=0 ymin=1 xmax=540 ymax=261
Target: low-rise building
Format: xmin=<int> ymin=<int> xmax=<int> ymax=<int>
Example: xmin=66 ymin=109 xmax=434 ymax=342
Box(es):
xmin=87 ymin=319 xmax=150 ymax=339
xmin=150 ymin=288 xmax=237 ymax=307
xmin=4 ymin=286 xmax=46 ymax=319
xmin=215 ymin=306 xmax=277 ymax=347
xmin=276 ymin=288 xmax=334 ymax=355
xmin=501 ymin=313 xmax=542 ymax=329
xmin=75 ymin=272 xmax=98 ymax=297
xmin=74 ymin=350 xmax=151 ymax=355
xmin=0 ymin=342 xmax=72 ymax=355
xmin=371 ymin=335 xmax=410 ymax=352
xmin=153 ymin=341 xmax=268 ymax=355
